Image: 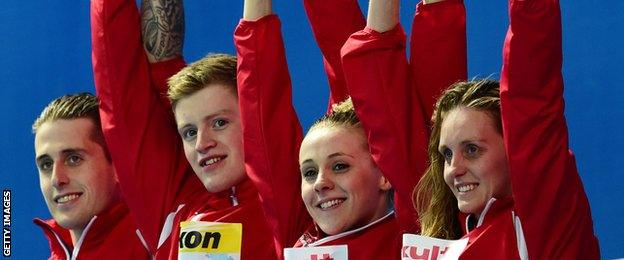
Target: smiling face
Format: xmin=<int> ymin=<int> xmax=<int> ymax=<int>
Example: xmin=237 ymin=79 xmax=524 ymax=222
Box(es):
xmin=299 ymin=126 xmax=391 ymax=235
xmin=174 ymin=84 xmax=246 ymax=193
xmin=35 ymin=118 xmax=119 ymax=231
xmin=439 ymin=107 xmax=511 ymax=217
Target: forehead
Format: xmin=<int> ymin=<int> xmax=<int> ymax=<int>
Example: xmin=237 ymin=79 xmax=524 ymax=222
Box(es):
xmin=299 ymin=126 xmax=366 ymax=163
xmin=34 ymin=118 xmax=100 ymax=157
xmin=173 ymin=84 xmax=239 ymax=124
xmin=439 ymin=108 xmax=499 ymax=146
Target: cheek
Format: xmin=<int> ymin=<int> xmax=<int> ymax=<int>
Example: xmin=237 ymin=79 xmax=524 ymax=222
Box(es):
xmin=300 ymin=183 xmax=315 ymax=206
xmin=183 ymin=143 xmax=196 ymax=162
xmin=442 ymin=167 xmax=454 ymax=189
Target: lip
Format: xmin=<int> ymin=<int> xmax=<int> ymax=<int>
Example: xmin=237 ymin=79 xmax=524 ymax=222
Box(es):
xmin=53 ymin=192 xmax=83 ymax=209
xmin=315 ymin=197 xmax=347 ymax=211
xmin=198 ymin=154 xmax=227 ymax=173
xmin=454 ymin=182 xmax=479 ymax=195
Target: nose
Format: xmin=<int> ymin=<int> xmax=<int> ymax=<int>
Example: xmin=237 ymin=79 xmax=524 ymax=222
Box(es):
xmin=448 ymin=154 xmax=467 ymax=178
xmin=51 ymin=163 xmax=69 ymax=189
xmin=195 ymin=129 xmax=217 ymax=153
xmin=313 ymin=170 xmax=334 ymax=193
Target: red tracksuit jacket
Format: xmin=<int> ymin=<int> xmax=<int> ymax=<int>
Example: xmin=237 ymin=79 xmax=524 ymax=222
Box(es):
xmin=90 ymin=0 xmax=277 ymax=259
xmin=235 ymin=15 xmax=402 ymax=260
xmin=342 ymin=0 xmax=599 ymax=258
xmin=34 ymin=202 xmax=149 ymax=260
xmin=340 ymin=0 xmax=467 ymax=235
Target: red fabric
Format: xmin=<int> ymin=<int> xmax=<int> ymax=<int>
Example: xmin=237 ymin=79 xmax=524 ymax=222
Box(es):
xmin=159 ymin=180 xmax=277 ymax=260
xmin=477 ymin=0 xmax=599 ymax=258
xmin=295 ymin=215 xmax=401 ymax=259
xmin=235 ymin=15 xmax=312 ymax=259
xmin=234 ymin=15 xmax=404 ymax=259
xmin=303 ymin=0 xmax=366 ymax=110
xmin=410 ymin=0 xmax=467 ymax=123
xmin=340 ymin=1 xmax=466 ymax=234
xmin=90 ymin=0 xmax=277 ymax=259
xmin=34 ymin=202 xmax=149 ymax=260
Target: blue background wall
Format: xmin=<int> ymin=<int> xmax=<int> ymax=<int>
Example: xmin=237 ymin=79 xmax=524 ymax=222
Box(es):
xmin=1 ymin=1 xmax=622 ymax=259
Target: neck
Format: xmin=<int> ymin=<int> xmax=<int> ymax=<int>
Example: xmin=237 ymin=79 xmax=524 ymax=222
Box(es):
xmin=69 ymin=228 xmax=84 ymax=246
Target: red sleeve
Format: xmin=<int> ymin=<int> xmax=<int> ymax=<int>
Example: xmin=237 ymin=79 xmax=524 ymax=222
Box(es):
xmin=341 ymin=26 xmax=422 ymax=233
xmin=410 ymin=0 xmax=467 ymax=121
xmin=500 ymin=0 xmax=598 ymax=258
xmin=303 ymin=0 xmax=365 ymax=110
xmin=234 ymin=15 xmax=312 ymax=258
xmin=90 ymin=0 xmax=202 ymax=252
xmin=148 ymin=57 xmax=187 ymax=110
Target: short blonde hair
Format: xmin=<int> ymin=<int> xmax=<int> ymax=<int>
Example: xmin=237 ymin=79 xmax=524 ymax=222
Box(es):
xmin=33 ymin=93 xmax=100 ymax=133
xmin=167 ymin=54 xmax=237 ymax=109
xmin=309 ymin=97 xmax=360 ymax=131
xmin=32 ymin=92 xmax=110 ymax=161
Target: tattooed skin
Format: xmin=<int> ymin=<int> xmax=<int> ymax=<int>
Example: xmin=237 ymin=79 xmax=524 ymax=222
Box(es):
xmin=141 ymin=0 xmax=184 ymax=61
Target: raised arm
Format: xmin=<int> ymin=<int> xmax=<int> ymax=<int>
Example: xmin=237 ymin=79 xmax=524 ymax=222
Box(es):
xmin=141 ymin=0 xmax=187 ymax=109
xmin=341 ymin=0 xmax=423 ymax=233
xmin=500 ymin=0 xmax=598 ymax=258
xmin=410 ymin=0 xmax=467 ymax=121
xmin=303 ymin=0 xmax=365 ymax=109
xmin=141 ymin=0 xmax=184 ymax=63
xmin=235 ymin=0 xmax=311 ymax=257
xmin=91 ymin=0 xmax=200 ymax=252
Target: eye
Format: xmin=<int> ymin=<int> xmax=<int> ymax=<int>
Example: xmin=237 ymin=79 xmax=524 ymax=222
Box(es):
xmin=464 ymin=144 xmax=479 ymax=158
xmin=181 ymin=127 xmax=198 ymax=141
xmin=212 ymin=118 xmax=229 ymax=130
xmin=38 ymin=159 xmax=53 ymax=172
xmin=66 ymin=154 xmax=83 ymax=166
xmin=332 ymin=162 xmax=350 ymax=173
xmin=441 ymin=148 xmax=453 ymax=163
xmin=301 ymin=167 xmax=318 ymax=181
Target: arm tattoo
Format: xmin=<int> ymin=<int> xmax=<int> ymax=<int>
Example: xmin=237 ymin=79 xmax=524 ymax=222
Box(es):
xmin=141 ymin=0 xmax=184 ymax=61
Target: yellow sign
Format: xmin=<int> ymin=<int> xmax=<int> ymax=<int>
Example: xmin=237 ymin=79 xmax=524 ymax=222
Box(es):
xmin=178 ymin=221 xmax=242 ymax=260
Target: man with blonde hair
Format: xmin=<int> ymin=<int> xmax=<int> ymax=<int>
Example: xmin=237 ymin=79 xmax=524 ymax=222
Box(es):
xmin=33 ymin=93 xmax=148 ymax=259
xmin=91 ymin=0 xmax=277 ymax=258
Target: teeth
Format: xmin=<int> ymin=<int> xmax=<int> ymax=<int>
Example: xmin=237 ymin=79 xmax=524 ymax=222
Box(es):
xmin=319 ymin=199 xmax=344 ymax=209
xmin=56 ymin=194 xmax=79 ymax=203
xmin=202 ymin=157 xmax=222 ymax=167
xmin=458 ymin=184 xmax=477 ymax=192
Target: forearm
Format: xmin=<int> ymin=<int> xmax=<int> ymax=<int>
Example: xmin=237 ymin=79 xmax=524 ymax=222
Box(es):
xmin=243 ymin=0 xmax=272 ymax=21
xmin=366 ymin=0 xmax=399 ymax=33
xmin=141 ymin=0 xmax=184 ymax=63
xmin=303 ymin=0 xmax=365 ymax=109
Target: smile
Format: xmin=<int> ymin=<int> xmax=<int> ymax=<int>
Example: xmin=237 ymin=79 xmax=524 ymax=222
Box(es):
xmin=317 ymin=199 xmax=345 ymax=210
xmin=457 ymin=183 xmax=478 ymax=192
xmin=54 ymin=193 xmax=82 ymax=204
xmin=200 ymin=155 xmax=226 ymax=167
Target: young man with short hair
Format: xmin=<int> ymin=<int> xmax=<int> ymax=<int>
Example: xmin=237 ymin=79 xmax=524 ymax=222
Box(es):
xmin=33 ymin=93 xmax=148 ymax=259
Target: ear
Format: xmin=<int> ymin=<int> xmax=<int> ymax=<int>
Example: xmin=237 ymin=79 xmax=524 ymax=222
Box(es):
xmin=378 ymin=175 xmax=392 ymax=191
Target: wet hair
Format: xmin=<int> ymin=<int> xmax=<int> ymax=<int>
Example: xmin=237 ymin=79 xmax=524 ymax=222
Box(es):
xmin=414 ymin=79 xmax=501 ymax=239
xmin=309 ymin=97 xmax=361 ymax=131
xmin=32 ymin=92 xmax=111 ymax=161
xmin=167 ymin=53 xmax=237 ymax=109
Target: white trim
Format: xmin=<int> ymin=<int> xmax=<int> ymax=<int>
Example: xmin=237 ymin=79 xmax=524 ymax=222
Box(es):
xmin=464 ymin=198 xmax=497 ymax=232
xmin=512 ymin=211 xmax=529 ymax=260
xmin=49 ymin=227 xmax=71 ymax=259
xmin=230 ymin=186 xmax=239 ymax=206
xmin=71 ymin=216 xmax=97 ymax=260
xmin=135 ymin=229 xmax=154 ymax=259
xmin=477 ymin=198 xmax=497 ymax=228
xmin=158 ymin=204 xmax=186 ymax=248
xmin=307 ymin=210 xmax=395 ymax=247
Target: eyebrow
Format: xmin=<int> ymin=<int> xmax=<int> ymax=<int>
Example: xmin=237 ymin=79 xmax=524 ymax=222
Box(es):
xmin=177 ymin=109 xmax=235 ymax=129
xmin=439 ymin=139 xmax=487 ymax=151
xmin=36 ymin=148 xmax=87 ymax=162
